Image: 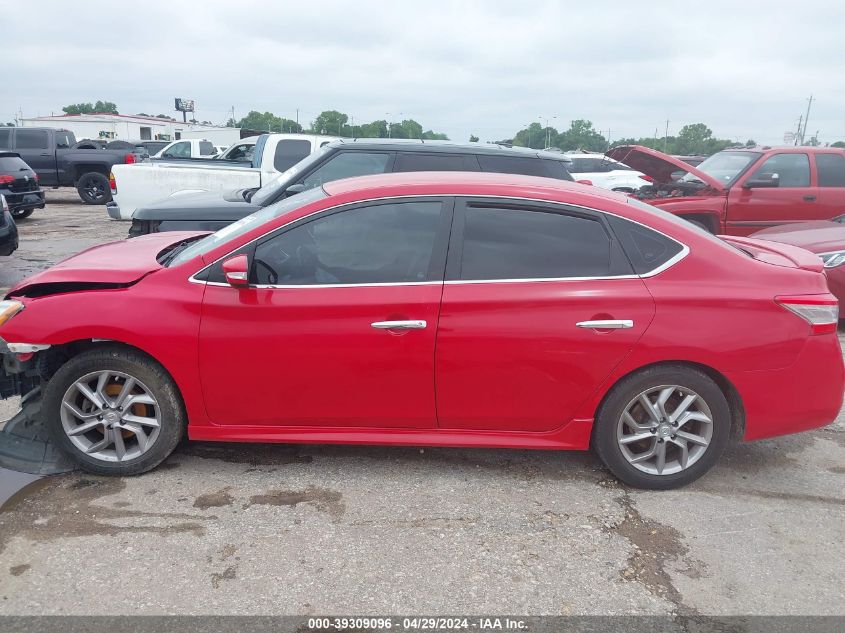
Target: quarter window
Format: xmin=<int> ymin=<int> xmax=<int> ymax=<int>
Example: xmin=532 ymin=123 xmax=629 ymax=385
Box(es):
xmin=15 ymin=130 xmax=49 ymax=150
xmin=606 ymin=213 xmax=684 ymax=274
xmin=301 ymin=152 xmax=391 ymax=190
xmin=476 ymin=155 xmax=544 ymax=176
xmin=459 ymin=206 xmax=624 ymax=280
xmin=253 ymin=201 xmax=442 ymax=285
xmin=749 ymin=153 xmax=810 ymax=187
xmin=816 ymin=154 xmax=845 ymax=187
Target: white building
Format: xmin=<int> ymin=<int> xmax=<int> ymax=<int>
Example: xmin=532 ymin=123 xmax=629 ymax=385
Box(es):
xmin=20 ymin=113 xmax=229 ymax=143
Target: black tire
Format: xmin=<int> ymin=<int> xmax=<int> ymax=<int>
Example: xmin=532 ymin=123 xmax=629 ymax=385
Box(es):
xmin=43 ymin=346 xmax=186 ymax=476
xmin=11 ymin=208 xmax=34 ymax=219
xmin=76 ymin=172 xmax=112 ymax=205
xmin=592 ymin=364 xmax=731 ymax=490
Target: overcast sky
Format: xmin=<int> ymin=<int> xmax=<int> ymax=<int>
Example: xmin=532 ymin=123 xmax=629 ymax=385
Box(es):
xmin=6 ymin=1 xmax=845 ymax=145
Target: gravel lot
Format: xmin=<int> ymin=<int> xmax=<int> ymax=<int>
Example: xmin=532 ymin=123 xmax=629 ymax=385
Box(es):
xmin=0 ymin=190 xmax=843 ymax=616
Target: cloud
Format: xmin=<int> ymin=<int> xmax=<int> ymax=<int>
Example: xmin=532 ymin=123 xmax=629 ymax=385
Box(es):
xmin=7 ymin=0 xmax=845 ymax=144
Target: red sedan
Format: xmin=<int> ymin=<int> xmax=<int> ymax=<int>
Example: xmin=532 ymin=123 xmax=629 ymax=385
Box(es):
xmin=750 ymin=216 xmax=845 ymax=307
xmin=0 ymin=173 xmax=842 ymax=489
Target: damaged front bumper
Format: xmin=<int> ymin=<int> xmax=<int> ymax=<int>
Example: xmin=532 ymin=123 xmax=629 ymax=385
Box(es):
xmin=0 ymin=342 xmax=75 ymax=474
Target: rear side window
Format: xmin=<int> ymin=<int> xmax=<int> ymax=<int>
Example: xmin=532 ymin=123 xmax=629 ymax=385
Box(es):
xmin=477 ymin=155 xmax=544 ymax=176
xmin=0 ymin=156 xmax=29 ymax=171
xmin=394 ymin=153 xmax=473 ymax=172
xmin=567 ymin=158 xmax=604 ymax=173
xmin=274 ymin=139 xmax=312 ymax=172
xmin=606 ymin=214 xmax=684 ymax=274
xmin=301 ymin=152 xmax=391 ymax=190
xmin=816 ymin=154 xmax=845 ymax=187
xmin=199 ymin=141 xmax=216 ymax=156
xmin=0 ymin=129 xmax=10 ymax=149
xmin=55 ymin=131 xmax=73 ymax=148
xmin=459 ymin=206 xmax=630 ymax=280
xmin=542 ymin=159 xmax=574 ymax=181
xmin=15 ymin=130 xmax=49 ymax=150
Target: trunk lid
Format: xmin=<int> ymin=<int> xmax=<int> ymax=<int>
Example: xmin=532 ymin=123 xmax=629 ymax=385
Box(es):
xmin=606 ymin=145 xmax=726 ymax=192
xmin=721 ymin=235 xmax=824 ymax=272
xmin=6 ymin=231 xmax=206 ymax=297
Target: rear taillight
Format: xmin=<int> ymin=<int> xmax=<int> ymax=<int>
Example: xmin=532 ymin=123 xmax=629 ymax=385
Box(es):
xmin=639 ymin=174 xmax=654 ymax=182
xmin=776 ymin=294 xmax=839 ymax=335
xmin=124 ymin=153 xmax=136 ymax=164
xmin=109 ymin=172 xmax=117 ymax=193
xmin=0 ymin=175 xmax=13 ymax=185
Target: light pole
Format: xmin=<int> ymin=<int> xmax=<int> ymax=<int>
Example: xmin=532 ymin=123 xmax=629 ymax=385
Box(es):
xmin=386 ymin=112 xmax=403 ymax=138
xmin=539 ymin=116 xmax=556 ymax=149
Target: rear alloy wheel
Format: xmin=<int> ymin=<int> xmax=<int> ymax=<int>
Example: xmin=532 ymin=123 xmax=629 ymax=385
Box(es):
xmin=76 ymin=172 xmax=112 ymax=205
xmin=593 ymin=366 xmax=730 ymax=489
xmin=44 ymin=347 xmax=185 ymax=475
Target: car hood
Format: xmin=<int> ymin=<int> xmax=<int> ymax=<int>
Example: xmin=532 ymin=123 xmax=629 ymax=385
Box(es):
xmin=606 ymin=145 xmax=725 ymax=192
xmin=750 ymin=221 xmax=845 ymax=253
xmin=133 ymin=190 xmax=259 ymax=221
xmin=6 ymin=231 xmax=206 ymax=297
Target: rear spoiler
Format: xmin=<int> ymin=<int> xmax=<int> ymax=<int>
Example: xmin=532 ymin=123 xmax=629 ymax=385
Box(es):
xmin=720 ymin=235 xmax=824 ymax=273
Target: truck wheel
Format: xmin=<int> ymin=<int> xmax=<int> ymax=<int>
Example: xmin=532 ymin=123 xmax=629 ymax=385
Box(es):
xmin=76 ymin=172 xmax=112 ymax=205
xmin=11 ymin=208 xmax=34 ymax=219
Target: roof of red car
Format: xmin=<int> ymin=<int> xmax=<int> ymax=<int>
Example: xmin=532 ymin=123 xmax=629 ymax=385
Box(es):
xmin=322 ymin=171 xmax=631 ymax=204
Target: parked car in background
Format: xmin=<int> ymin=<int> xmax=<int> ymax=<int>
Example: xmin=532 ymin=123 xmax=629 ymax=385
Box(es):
xmin=108 ymin=133 xmax=341 ymax=220
xmin=0 ymin=195 xmax=18 ymax=255
xmin=2 ymin=172 xmax=841 ymax=488
xmin=565 ymin=152 xmax=651 ymax=192
xmin=154 ymin=139 xmax=217 ymax=159
xmin=608 ymin=145 xmax=845 ymax=235
xmin=128 ymin=140 xmax=575 ymax=236
xmin=0 ymin=152 xmax=45 ymax=219
xmin=0 ymin=128 xmax=139 ymax=205
xmin=751 ymin=215 xmax=845 ymax=308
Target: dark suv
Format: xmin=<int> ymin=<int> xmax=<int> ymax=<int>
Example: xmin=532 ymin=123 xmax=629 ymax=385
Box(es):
xmin=0 ymin=153 xmax=45 ymax=219
xmin=129 ymin=140 xmax=574 ymax=236
xmin=0 ymin=195 xmax=19 ymax=256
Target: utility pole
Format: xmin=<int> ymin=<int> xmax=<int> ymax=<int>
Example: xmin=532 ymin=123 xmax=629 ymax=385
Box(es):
xmin=800 ymin=95 xmax=814 ymax=145
xmin=794 ymin=115 xmax=803 ymax=146
xmin=296 ymin=108 xmax=299 ymax=129
xmin=663 ymin=119 xmax=670 ymax=153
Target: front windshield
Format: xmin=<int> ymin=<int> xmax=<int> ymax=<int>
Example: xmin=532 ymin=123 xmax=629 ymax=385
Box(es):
xmin=680 ymin=151 xmax=758 ymax=186
xmin=168 ymin=186 xmax=328 ymax=267
xmin=250 ymin=145 xmax=334 ymax=206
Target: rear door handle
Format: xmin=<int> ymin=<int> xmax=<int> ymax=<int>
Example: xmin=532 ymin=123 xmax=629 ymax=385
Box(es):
xmin=803 ymin=195 xmax=817 ymax=202
xmin=371 ymin=320 xmax=427 ymax=330
xmin=576 ymin=319 xmax=634 ymax=329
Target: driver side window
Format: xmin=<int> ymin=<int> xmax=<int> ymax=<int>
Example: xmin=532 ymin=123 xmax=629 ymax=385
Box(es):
xmin=252 ymin=201 xmax=443 ymax=286
xmin=163 ymin=142 xmax=191 ymax=158
xmin=749 ymin=153 xmax=810 ymax=187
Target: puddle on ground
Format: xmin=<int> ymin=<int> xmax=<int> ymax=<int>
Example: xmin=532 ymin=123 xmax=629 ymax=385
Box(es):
xmin=0 ymin=467 xmax=44 ymax=511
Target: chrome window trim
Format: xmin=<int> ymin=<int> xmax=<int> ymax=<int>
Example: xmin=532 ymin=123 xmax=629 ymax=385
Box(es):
xmin=188 ymin=193 xmax=690 ymax=288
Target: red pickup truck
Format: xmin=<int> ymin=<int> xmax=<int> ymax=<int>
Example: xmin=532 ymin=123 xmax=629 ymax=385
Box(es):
xmin=607 ymin=145 xmax=845 ymax=235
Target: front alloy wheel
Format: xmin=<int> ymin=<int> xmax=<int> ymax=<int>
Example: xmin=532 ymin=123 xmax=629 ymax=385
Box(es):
xmin=60 ymin=370 xmax=161 ymax=462
xmin=44 ymin=347 xmax=185 ymax=475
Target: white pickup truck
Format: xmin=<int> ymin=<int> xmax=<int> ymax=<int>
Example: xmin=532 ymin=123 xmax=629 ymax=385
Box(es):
xmin=107 ymin=133 xmax=340 ymax=220
xmin=154 ymin=138 xmax=218 ymax=159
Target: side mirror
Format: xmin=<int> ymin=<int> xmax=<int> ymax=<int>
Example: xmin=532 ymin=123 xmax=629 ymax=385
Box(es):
xmin=744 ymin=173 xmax=779 ymax=189
xmin=285 ymin=183 xmax=306 ymax=196
xmin=222 ymin=254 xmax=250 ymax=287
xmin=576 ymin=179 xmax=593 ymax=186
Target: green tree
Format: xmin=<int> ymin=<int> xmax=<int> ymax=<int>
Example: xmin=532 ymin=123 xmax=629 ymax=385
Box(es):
xmin=831 ymin=141 xmax=845 ymax=148
xmin=62 ymin=101 xmax=118 ymax=115
xmin=236 ymin=111 xmax=302 ymax=133
xmin=312 ymin=110 xmax=348 ymax=135
xmin=557 ymin=120 xmax=607 ymax=151
xmin=469 ymin=135 xmax=479 ymax=142
xmin=513 ymin=122 xmax=550 ymax=149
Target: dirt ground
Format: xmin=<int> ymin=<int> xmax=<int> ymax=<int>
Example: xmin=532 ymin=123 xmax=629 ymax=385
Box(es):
xmin=0 ymin=189 xmax=843 ymax=616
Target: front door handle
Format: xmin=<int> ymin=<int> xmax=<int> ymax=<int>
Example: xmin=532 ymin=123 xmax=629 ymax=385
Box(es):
xmin=803 ymin=195 xmax=817 ymax=202
xmin=371 ymin=320 xmax=427 ymax=330
xmin=576 ymin=319 xmax=634 ymax=329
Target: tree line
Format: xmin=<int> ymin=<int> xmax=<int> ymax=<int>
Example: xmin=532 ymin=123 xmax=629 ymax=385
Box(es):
xmin=230 ymin=109 xmax=449 ymax=140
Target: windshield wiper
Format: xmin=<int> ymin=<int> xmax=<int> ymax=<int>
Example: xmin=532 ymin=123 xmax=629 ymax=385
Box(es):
xmin=159 ymin=241 xmax=193 ymax=266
